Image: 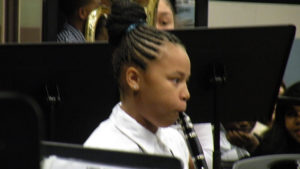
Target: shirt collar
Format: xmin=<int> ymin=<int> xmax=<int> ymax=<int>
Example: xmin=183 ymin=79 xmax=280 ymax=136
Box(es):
xmin=110 ymin=102 xmax=171 ymax=154
xmin=64 ymin=22 xmax=86 ymax=41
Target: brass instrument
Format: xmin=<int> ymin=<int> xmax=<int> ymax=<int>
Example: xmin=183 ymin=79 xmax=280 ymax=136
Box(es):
xmin=85 ymin=5 xmax=110 ymax=42
xmin=85 ymin=0 xmax=159 ymax=42
xmin=132 ymin=0 xmax=159 ymax=27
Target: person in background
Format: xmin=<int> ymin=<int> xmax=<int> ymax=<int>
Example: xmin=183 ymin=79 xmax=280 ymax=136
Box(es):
xmin=95 ymin=14 xmax=109 ymax=41
xmin=84 ymin=0 xmax=195 ymax=169
xmin=94 ymin=0 xmax=111 ymax=42
xmin=156 ymin=0 xmax=175 ymax=30
xmin=267 ymin=81 xmax=287 ymax=127
xmin=252 ymin=81 xmax=300 ymax=155
xmin=94 ymin=0 xmax=176 ymax=41
xmin=221 ymin=121 xmax=260 ymax=160
xmin=57 ymin=0 xmax=100 ymax=42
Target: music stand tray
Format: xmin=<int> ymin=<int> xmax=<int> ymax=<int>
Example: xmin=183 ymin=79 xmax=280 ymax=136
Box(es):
xmin=41 ymin=141 xmax=183 ymax=169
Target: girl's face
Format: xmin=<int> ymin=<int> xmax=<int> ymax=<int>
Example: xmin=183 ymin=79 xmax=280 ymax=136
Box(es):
xmin=156 ymin=0 xmax=175 ymax=30
xmin=136 ymin=42 xmax=190 ymax=130
xmin=285 ymin=105 xmax=300 ymax=143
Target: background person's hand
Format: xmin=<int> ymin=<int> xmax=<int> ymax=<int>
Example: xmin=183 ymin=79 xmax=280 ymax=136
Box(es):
xmin=226 ymin=130 xmax=260 ymax=153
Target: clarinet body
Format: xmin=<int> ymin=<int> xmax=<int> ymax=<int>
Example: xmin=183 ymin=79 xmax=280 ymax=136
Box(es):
xmin=178 ymin=112 xmax=208 ymax=169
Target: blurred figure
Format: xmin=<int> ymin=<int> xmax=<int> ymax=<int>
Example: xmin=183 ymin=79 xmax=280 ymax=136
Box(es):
xmin=222 ymin=121 xmax=260 ymax=160
xmin=94 ymin=15 xmax=109 ymax=41
xmin=252 ymin=81 xmax=300 ymax=155
xmin=195 ymin=121 xmax=263 ymax=169
xmin=94 ymin=0 xmax=111 ymax=42
xmin=94 ymin=0 xmax=176 ymax=41
xmin=156 ymin=0 xmax=175 ymax=30
xmin=57 ymin=0 xmax=101 ymax=42
xmin=268 ymin=82 xmax=287 ymax=127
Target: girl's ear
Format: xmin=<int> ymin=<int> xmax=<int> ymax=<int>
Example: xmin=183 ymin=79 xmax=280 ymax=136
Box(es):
xmin=126 ymin=66 xmax=141 ymax=91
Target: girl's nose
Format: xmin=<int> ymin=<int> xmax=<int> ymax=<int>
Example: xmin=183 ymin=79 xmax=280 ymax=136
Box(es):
xmin=181 ymin=83 xmax=190 ymax=101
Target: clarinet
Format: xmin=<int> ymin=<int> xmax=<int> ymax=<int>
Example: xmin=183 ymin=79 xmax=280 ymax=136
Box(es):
xmin=177 ymin=112 xmax=208 ymax=169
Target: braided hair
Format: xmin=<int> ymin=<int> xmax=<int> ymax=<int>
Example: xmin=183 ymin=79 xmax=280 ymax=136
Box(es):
xmin=106 ymin=0 xmax=184 ymax=92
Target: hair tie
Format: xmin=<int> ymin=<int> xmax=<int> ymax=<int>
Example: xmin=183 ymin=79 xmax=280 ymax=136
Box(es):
xmin=126 ymin=20 xmax=146 ymax=33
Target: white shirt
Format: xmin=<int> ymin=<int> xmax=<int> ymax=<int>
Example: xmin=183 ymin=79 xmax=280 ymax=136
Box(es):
xmin=84 ymin=102 xmax=190 ymax=169
xmin=194 ymin=123 xmax=214 ymax=169
xmin=220 ymin=125 xmax=250 ymax=161
xmin=194 ymin=123 xmax=250 ymax=168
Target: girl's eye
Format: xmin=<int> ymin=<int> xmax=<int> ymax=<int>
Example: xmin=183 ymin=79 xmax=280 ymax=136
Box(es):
xmin=161 ymin=20 xmax=170 ymax=26
xmin=172 ymin=78 xmax=180 ymax=84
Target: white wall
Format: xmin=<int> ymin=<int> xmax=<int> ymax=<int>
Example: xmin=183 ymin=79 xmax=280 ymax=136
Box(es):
xmin=208 ymin=1 xmax=300 ymax=86
xmin=19 ymin=0 xmax=43 ymax=42
xmin=208 ymin=1 xmax=300 ymax=38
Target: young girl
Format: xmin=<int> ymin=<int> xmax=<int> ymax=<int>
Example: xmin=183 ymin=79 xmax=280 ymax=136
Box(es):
xmin=84 ymin=0 xmax=193 ymax=169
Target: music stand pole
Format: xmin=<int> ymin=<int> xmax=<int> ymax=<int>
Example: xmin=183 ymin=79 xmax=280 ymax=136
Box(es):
xmin=210 ymin=64 xmax=227 ymax=169
xmin=194 ymin=0 xmax=208 ymax=27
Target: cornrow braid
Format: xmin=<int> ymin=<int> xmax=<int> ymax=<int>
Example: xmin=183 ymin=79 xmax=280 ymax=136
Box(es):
xmin=135 ymin=26 xmax=164 ymax=44
xmin=107 ymin=0 xmax=184 ymax=91
xmin=130 ymin=32 xmax=159 ymax=54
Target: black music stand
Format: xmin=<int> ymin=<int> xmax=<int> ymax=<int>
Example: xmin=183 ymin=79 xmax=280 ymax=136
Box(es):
xmin=0 ymin=42 xmax=119 ymax=143
xmin=171 ymin=25 xmax=296 ymax=169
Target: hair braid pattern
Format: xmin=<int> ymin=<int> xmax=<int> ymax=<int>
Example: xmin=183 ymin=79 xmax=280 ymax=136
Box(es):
xmin=107 ymin=0 xmax=183 ymax=91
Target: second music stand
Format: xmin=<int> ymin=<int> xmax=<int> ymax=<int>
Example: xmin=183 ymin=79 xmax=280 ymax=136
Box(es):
xmin=172 ymin=25 xmax=296 ymax=169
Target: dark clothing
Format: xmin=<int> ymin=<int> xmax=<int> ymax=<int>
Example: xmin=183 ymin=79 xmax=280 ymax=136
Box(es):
xmin=252 ymin=127 xmax=300 ymax=156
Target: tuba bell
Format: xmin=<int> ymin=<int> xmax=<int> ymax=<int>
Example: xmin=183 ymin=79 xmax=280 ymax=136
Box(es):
xmin=132 ymin=0 xmax=159 ymax=27
xmin=85 ymin=0 xmax=159 ymax=42
xmin=85 ymin=4 xmax=110 ymax=42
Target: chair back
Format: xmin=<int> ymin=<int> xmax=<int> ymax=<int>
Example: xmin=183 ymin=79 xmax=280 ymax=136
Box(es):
xmin=233 ymin=154 xmax=300 ymax=169
xmin=0 ymin=92 xmax=44 ymax=169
